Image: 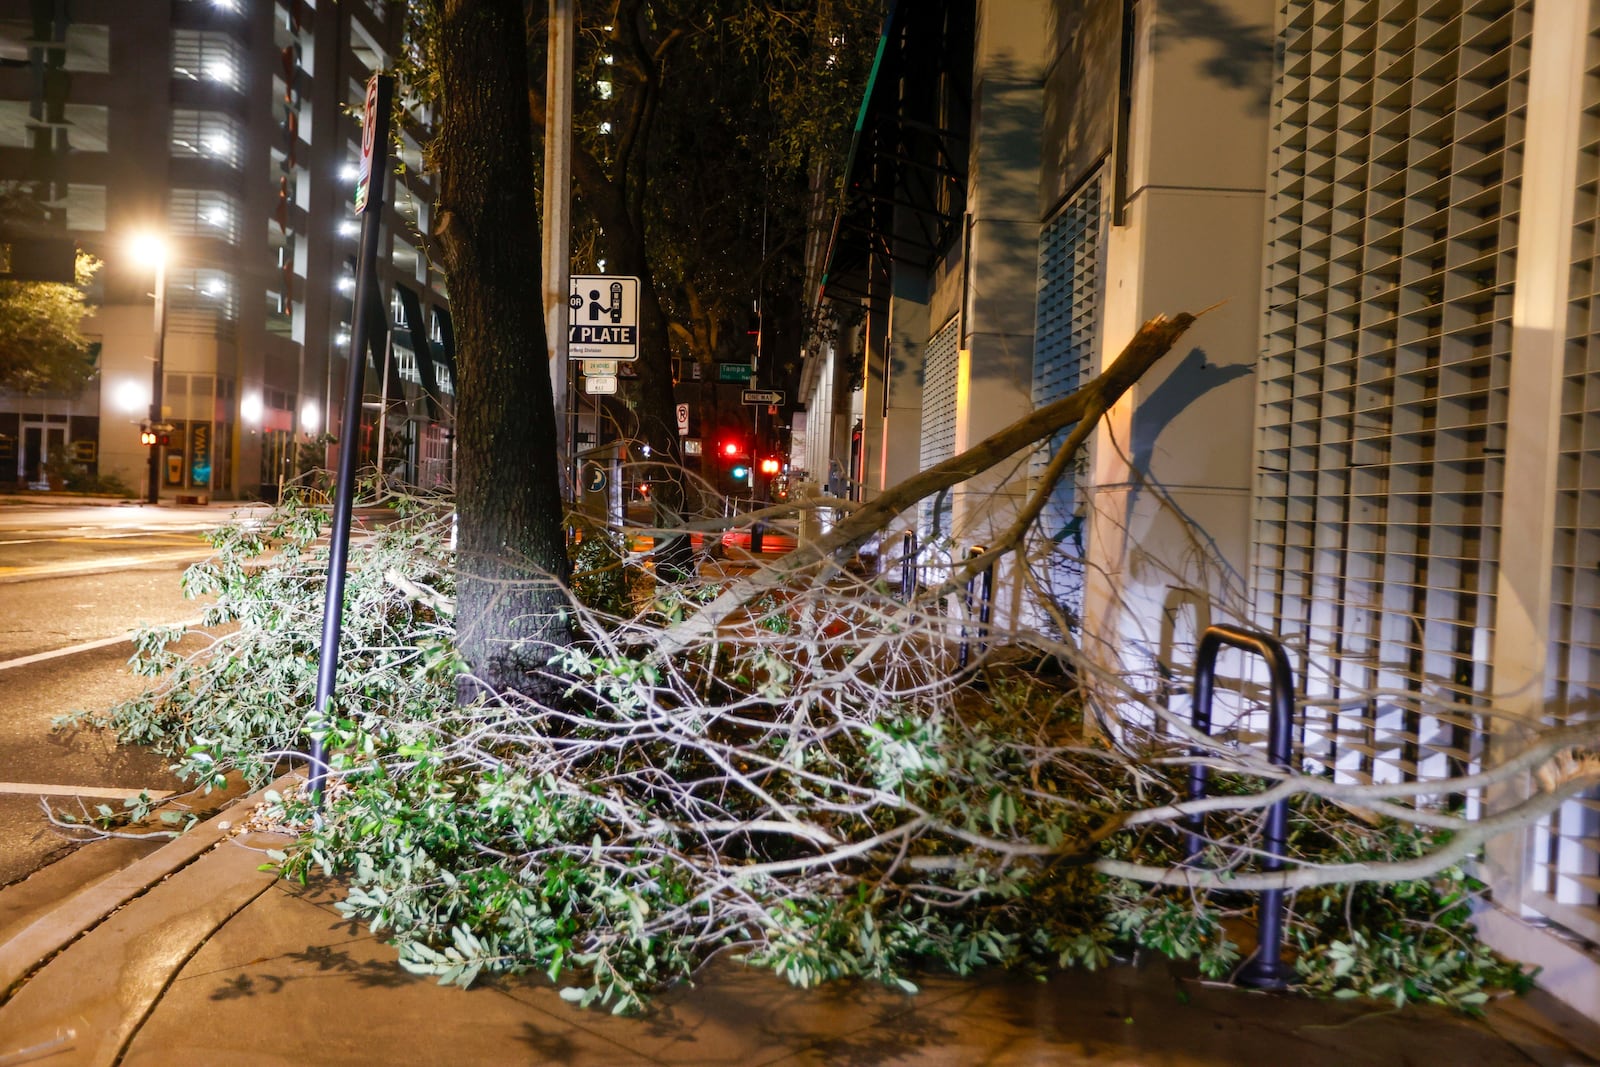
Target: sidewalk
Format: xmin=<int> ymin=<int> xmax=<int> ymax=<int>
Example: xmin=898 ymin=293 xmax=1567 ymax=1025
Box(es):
xmin=3 ymin=780 xmax=1598 ymax=1066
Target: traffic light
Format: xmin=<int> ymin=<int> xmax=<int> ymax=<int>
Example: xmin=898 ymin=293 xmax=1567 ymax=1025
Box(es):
xmin=157 ymin=431 xmax=171 ymax=447
xmin=759 ymin=458 xmax=780 ymax=476
xmin=140 ymin=426 xmax=156 ymax=446
xmin=730 ymin=464 xmax=750 ymax=483
xmin=721 ymin=438 xmax=745 ymax=459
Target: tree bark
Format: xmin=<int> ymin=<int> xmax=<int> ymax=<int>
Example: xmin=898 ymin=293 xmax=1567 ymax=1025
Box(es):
xmin=434 ymin=0 xmax=571 ymax=696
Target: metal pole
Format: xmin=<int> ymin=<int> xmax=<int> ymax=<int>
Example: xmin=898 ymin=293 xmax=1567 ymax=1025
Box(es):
xmin=1185 ymin=624 xmax=1296 ymax=991
xmin=376 ymin=330 xmax=392 ymax=481
xmin=543 ymin=0 xmax=574 ymax=498
xmin=309 ymin=73 xmax=393 ymax=802
xmin=145 ymin=258 xmax=166 ymax=505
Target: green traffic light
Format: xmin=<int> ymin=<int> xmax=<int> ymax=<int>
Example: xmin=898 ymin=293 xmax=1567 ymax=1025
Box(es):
xmin=731 ymin=464 xmax=749 ymax=481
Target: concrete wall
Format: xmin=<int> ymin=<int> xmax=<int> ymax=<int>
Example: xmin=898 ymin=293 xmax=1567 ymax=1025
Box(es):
xmin=951 ymin=0 xmax=1048 ymax=571
xmin=1080 ymin=0 xmax=1271 ymax=681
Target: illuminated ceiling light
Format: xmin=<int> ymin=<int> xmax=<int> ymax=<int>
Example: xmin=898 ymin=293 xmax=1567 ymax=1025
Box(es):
xmin=337 ymin=276 xmax=355 ymax=294
xmin=203 ymin=279 xmax=225 ymax=297
xmin=204 ymin=133 xmax=232 ymax=158
xmin=206 ymin=60 xmax=235 ymax=86
xmin=340 ymin=162 xmax=360 ymax=181
xmin=596 ymin=79 xmax=612 ymax=100
xmin=300 ymin=400 xmax=321 ymax=433
xmin=335 ymin=329 xmax=351 ymax=346
xmin=204 ymin=207 xmax=227 ymax=227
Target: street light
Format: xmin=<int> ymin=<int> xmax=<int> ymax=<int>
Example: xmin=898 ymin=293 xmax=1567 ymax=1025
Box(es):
xmin=130 ymin=232 xmax=168 ymax=505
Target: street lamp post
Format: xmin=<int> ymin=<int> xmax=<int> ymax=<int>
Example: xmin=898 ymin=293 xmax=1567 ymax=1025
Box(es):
xmin=133 ymin=234 xmax=169 ymax=505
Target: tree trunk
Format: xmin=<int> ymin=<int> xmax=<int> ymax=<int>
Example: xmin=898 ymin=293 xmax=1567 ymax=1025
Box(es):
xmin=569 ymin=146 xmax=694 ymax=578
xmin=433 ymin=0 xmax=571 ymax=696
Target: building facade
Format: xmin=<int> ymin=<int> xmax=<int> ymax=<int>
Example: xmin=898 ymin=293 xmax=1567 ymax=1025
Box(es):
xmin=807 ymin=0 xmax=1600 ymax=1012
xmin=0 ymin=0 xmax=454 ymax=500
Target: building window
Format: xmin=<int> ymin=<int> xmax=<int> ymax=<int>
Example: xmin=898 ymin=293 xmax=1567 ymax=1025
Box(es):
xmin=434 ymin=362 xmax=453 ymax=395
xmin=63 ymin=24 xmax=110 ymax=73
xmin=0 ymin=101 xmax=29 ymax=148
xmin=172 ymin=29 xmax=242 ymax=89
xmin=392 ymin=236 xmax=420 ymax=280
xmin=172 ymin=110 xmax=240 ymax=168
xmin=60 ymin=103 xmax=107 ymax=153
xmin=169 ymin=267 xmax=237 ymax=320
xmin=64 ymin=184 xmax=105 ymax=231
xmin=395 ymin=345 xmax=420 ymax=384
xmin=170 ymin=189 xmax=239 ymax=243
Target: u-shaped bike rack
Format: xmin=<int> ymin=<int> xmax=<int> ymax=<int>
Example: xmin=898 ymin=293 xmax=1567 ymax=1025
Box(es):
xmin=1185 ymin=624 xmax=1296 ymax=990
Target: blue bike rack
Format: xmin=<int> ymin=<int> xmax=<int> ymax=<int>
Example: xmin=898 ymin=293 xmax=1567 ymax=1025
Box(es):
xmin=1185 ymin=624 xmax=1296 ymax=990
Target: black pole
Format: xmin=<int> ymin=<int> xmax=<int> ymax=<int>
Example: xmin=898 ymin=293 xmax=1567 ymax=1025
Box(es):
xmin=900 ymin=530 xmax=917 ymax=602
xmin=309 ymin=73 xmax=393 ymax=802
xmin=1185 ymin=624 xmax=1296 ymax=991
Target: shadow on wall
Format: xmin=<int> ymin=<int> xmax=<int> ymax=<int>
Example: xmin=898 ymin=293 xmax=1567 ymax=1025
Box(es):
xmin=1153 ymin=0 xmax=1275 ymax=114
xmin=1119 ymin=344 xmax=1255 ymax=592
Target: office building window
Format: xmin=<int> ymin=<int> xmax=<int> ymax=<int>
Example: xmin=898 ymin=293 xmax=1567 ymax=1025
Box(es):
xmin=173 ymin=29 xmax=242 ymax=89
xmin=170 ymin=188 xmax=239 ymax=243
xmin=64 ymin=185 xmax=105 ymax=231
xmin=172 ymin=110 xmax=240 ymax=168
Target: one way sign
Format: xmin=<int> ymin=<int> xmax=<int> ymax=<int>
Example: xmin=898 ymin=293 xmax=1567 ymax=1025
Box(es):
xmin=741 ymin=389 xmax=785 ymax=406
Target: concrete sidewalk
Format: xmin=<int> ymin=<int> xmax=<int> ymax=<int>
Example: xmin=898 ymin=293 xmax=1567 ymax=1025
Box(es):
xmin=3 ymin=782 xmax=1599 ymax=1066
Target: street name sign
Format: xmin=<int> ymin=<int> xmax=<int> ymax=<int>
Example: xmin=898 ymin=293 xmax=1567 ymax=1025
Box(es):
xmin=568 ymin=275 xmax=640 ymax=359
xmin=741 ymin=389 xmax=785 ymax=405
xmin=717 ymin=362 xmax=754 ymax=383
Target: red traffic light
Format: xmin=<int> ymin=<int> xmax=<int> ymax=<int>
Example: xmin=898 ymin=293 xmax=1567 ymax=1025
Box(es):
xmin=722 ymin=440 xmax=740 ymax=458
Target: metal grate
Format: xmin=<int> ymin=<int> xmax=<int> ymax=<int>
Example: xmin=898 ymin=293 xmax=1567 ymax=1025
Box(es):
xmin=1032 ymin=169 xmax=1106 ymax=622
xmin=918 ymin=315 xmax=960 ymax=546
xmin=1253 ymin=1 xmax=1528 ymax=790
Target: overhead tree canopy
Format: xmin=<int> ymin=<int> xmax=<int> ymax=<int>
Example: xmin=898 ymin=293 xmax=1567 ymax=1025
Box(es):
xmin=0 ymin=251 xmax=99 ymax=395
xmin=525 ymin=0 xmax=882 ymax=560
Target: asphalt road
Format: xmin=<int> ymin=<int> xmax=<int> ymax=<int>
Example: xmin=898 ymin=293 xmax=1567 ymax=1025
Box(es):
xmin=0 ymin=500 xmax=260 ymax=883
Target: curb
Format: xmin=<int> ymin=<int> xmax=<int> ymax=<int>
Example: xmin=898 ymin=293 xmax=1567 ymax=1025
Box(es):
xmin=0 ymin=772 xmax=301 ymax=1006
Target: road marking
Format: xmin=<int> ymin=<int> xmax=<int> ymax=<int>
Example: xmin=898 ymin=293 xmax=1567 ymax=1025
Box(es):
xmin=0 ymin=530 xmax=212 ymax=546
xmin=0 ymin=548 xmax=215 ymax=583
xmin=0 ymin=782 xmax=175 ymax=800
xmin=0 ymin=617 xmax=206 ymax=673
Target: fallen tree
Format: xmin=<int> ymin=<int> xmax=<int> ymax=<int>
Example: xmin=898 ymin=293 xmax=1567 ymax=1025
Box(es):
xmin=65 ymin=308 xmax=1580 ymax=1014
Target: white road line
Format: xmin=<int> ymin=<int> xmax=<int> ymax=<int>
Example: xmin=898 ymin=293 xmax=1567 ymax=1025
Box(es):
xmin=0 ymin=782 xmax=175 ymax=800
xmin=0 ymin=548 xmax=215 ymax=583
xmin=0 ymin=617 xmax=206 ymax=673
